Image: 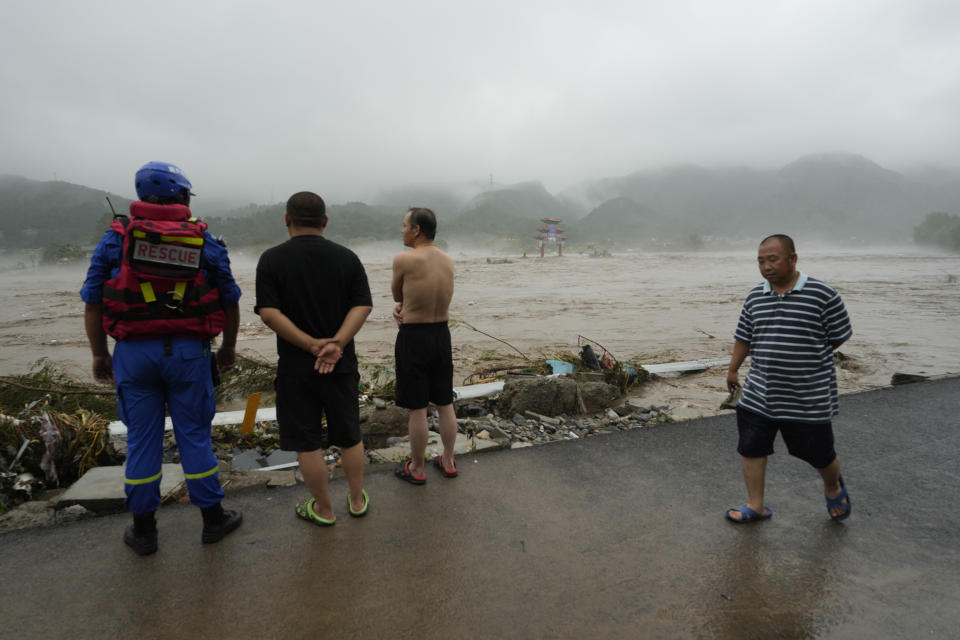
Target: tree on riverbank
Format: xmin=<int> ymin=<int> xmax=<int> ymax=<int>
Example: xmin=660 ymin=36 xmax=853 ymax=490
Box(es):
xmin=914 ymin=212 xmax=960 ymax=252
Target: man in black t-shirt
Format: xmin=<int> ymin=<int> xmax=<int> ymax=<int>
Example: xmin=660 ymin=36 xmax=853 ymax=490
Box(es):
xmin=255 ymin=191 xmax=373 ymax=525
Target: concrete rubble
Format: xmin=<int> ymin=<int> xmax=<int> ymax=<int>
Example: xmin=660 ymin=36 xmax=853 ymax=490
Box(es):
xmin=2 ymin=372 xmax=673 ymax=528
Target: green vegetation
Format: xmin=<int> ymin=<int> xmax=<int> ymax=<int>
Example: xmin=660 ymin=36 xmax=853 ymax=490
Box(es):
xmin=41 ymin=243 xmax=88 ymax=264
xmin=0 ymin=359 xmax=118 ymax=420
xmin=0 ymin=175 xmax=130 ymax=250
xmin=359 ymin=362 xmax=396 ymax=398
xmin=211 ymin=422 xmax=283 ymax=458
xmin=914 ymin=212 xmax=960 ymax=252
xmin=214 ymin=353 xmax=279 ymax=406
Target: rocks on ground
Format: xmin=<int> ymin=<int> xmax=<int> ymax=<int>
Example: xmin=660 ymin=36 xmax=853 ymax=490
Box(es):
xmin=0 ymin=491 xmax=96 ymax=532
xmin=365 ymin=374 xmax=672 ymax=449
xmin=1 ymin=373 xmax=675 ymax=531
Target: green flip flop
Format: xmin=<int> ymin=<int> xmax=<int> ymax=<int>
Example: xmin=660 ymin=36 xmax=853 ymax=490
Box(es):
xmin=348 ymin=489 xmax=370 ymax=517
xmin=295 ymin=497 xmax=335 ymax=527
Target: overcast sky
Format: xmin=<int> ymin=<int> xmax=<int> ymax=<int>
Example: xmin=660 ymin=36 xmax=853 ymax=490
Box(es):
xmin=2 ymin=0 xmax=958 ymax=205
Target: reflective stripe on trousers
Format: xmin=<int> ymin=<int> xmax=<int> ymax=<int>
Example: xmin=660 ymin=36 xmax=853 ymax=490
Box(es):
xmin=115 ymin=337 xmax=224 ymax=514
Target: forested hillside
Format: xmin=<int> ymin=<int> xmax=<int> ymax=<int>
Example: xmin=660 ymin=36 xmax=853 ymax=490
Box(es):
xmin=570 ymin=153 xmax=960 ymax=244
xmin=0 ymin=175 xmax=129 ymax=249
xmin=4 ymin=152 xmax=960 ymax=258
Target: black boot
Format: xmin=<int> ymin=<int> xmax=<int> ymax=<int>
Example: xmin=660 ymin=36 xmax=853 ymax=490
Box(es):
xmin=124 ymin=513 xmax=158 ymax=556
xmin=201 ymin=502 xmax=243 ymax=544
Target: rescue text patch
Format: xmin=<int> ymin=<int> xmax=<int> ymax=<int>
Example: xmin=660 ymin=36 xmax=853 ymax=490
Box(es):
xmin=133 ymin=240 xmax=202 ymax=269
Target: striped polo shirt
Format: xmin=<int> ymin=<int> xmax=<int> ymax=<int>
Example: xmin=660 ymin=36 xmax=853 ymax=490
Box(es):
xmin=735 ymin=272 xmax=852 ymax=422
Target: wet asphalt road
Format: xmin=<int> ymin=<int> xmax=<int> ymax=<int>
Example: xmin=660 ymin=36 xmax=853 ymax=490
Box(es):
xmin=1 ymin=377 xmax=958 ymax=639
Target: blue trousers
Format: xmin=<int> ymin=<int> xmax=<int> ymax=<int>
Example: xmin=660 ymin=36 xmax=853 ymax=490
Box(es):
xmin=114 ymin=338 xmax=224 ymax=514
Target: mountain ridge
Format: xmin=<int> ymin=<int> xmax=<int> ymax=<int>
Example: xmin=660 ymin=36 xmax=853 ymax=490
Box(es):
xmin=3 ymin=152 xmax=959 ymax=249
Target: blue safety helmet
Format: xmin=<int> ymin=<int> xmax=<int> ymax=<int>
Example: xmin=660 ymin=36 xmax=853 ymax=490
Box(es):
xmin=134 ymin=161 xmax=196 ymax=200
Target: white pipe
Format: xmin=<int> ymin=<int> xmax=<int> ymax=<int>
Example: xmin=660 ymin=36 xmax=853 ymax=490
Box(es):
xmin=106 ymin=358 xmax=728 ymax=436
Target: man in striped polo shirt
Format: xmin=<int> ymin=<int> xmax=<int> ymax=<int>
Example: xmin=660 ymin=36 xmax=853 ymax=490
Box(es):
xmin=725 ymin=234 xmax=853 ymax=524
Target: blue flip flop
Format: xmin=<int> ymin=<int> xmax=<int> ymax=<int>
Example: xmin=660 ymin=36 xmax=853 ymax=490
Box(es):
xmin=826 ymin=474 xmax=852 ymax=522
xmin=725 ymin=504 xmax=773 ymax=523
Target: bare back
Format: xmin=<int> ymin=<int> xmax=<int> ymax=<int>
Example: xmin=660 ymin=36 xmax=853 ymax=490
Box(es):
xmin=392 ymin=245 xmax=454 ymax=324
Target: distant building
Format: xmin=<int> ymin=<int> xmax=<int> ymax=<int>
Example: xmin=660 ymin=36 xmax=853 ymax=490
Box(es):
xmin=533 ymin=218 xmax=566 ymax=258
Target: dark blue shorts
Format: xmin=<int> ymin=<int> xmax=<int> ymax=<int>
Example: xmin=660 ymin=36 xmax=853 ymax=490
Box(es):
xmin=736 ymin=406 xmax=837 ymax=469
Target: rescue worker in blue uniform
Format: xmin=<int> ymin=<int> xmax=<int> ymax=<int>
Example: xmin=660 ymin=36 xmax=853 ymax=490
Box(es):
xmin=81 ymin=161 xmax=243 ymax=555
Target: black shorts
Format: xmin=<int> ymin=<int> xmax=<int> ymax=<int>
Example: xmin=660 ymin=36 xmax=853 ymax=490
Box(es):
xmin=275 ymin=371 xmax=361 ymax=452
xmin=394 ymin=322 xmax=454 ymax=410
xmin=736 ymin=406 xmax=837 ymax=469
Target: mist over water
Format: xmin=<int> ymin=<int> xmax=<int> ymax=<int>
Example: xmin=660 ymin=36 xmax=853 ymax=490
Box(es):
xmin=1 ymin=245 xmax=957 ymax=397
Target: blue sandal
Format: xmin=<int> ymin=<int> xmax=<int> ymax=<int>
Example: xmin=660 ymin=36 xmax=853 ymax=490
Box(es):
xmin=826 ymin=475 xmax=851 ymax=522
xmin=725 ymin=504 xmax=773 ymax=523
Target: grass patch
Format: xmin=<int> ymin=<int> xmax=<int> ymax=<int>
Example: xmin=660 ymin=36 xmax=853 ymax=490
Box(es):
xmin=359 ymin=362 xmax=396 ymax=398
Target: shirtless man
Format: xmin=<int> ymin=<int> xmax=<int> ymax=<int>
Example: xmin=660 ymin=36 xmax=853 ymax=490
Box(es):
xmin=391 ymin=208 xmax=458 ymax=484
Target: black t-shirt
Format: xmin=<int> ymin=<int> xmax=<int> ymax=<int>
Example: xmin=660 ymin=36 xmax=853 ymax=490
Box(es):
xmin=255 ymin=235 xmax=372 ymax=375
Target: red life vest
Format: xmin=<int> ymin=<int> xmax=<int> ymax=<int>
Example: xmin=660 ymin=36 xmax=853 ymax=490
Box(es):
xmin=102 ymin=202 xmax=226 ymax=340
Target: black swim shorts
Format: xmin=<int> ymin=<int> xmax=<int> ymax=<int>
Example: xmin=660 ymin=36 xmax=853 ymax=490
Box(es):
xmin=736 ymin=405 xmax=837 ymax=469
xmin=275 ymin=371 xmax=361 ymax=452
xmin=394 ymin=321 xmax=454 ymax=410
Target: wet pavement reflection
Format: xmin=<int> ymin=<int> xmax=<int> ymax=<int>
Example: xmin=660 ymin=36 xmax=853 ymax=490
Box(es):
xmin=1 ymin=378 xmax=959 ymax=638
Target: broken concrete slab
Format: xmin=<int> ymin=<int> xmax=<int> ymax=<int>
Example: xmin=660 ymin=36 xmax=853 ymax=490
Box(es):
xmin=262 ymin=470 xmax=299 ymax=488
xmin=230 ymin=449 xmax=265 ymax=471
xmin=219 ymin=469 xmax=299 ymax=492
xmin=219 ymin=469 xmax=271 ymax=492
xmin=264 ymin=450 xmax=298 ymax=467
xmin=55 ymin=464 xmax=185 ymax=514
xmin=367 ymin=432 xmax=501 ymax=464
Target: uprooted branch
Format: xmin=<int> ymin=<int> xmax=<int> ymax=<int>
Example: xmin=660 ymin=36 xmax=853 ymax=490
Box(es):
xmin=454 ymin=319 xmax=530 ymax=361
xmin=577 ymin=335 xmax=619 ymax=364
xmin=0 ymin=376 xmax=114 ymax=396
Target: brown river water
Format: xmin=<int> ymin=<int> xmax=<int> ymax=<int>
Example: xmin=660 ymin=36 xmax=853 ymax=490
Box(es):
xmin=2 ymin=245 xmax=958 ymax=419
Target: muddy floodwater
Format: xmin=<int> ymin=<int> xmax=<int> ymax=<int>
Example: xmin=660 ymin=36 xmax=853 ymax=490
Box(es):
xmin=2 ymin=246 xmax=958 ymax=418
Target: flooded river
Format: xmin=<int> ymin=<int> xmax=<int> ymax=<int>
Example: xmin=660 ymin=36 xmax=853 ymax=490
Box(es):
xmin=2 ymin=245 xmax=958 ymax=416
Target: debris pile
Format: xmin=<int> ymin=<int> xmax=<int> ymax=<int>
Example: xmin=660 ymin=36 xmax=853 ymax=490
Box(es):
xmin=452 ymin=398 xmax=673 ymax=447
xmin=1 ymin=342 xmax=662 ymax=523
xmin=215 ymin=353 xmax=278 ymax=406
xmin=1 ymin=403 xmax=123 ymax=512
xmin=0 ymin=358 xmax=118 ymax=420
